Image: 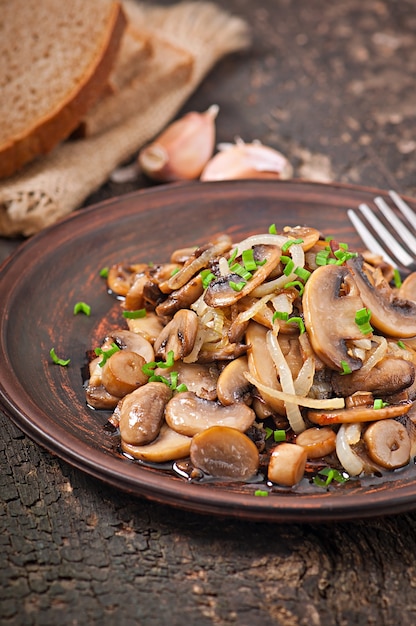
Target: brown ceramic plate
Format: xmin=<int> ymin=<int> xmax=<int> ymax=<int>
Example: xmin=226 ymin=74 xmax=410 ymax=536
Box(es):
xmin=1 ymin=180 xmax=415 ymax=522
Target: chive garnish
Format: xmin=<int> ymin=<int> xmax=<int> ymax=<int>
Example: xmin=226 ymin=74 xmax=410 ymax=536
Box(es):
xmin=73 ymin=302 xmax=91 ymax=316
xmin=313 ymin=467 xmax=348 ymax=488
xmin=340 ymin=360 xmax=352 ymax=375
xmin=229 ymin=280 xmax=246 ymax=292
xmin=268 ymin=224 xmax=277 ymax=234
xmin=373 ymin=398 xmax=388 ymax=409
xmin=99 ymin=267 xmax=109 ymax=278
xmin=272 ymin=311 xmax=289 ymax=323
xmin=254 ymin=490 xmax=269 ymax=497
xmin=95 ymin=342 xmax=120 ymax=367
xmin=122 ymin=309 xmax=146 ymax=319
xmin=242 ymin=248 xmax=257 ymax=271
xmin=294 ymin=266 xmax=311 ymax=282
xmin=273 ymin=429 xmax=286 ymax=442
xmin=315 ymin=250 xmax=330 ymax=266
xmin=50 ymin=348 xmax=70 ymax=367
xmin=393 ymin=269 xmax=402 ymax=288
xmin=228 ymin=248 xmax=238 ymax=266
xmin=397 ymin=340 xmax=407 ymax=350
xmin=200 ymin=269 xmax=216 ymax=289
xmin=281 ymin=238 xmax=304 ymax=252
xmin=355 ymin=307 xmax=373 ymax=335
xmin=284 ymin=280 xmax=305 ymax=295
xmin=229 ymin=262 xmax=252 ymax=281
xmin=288 ymin=316 xmax=305 ymax=334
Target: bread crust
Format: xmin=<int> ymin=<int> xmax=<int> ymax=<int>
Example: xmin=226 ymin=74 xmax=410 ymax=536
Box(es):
xmin=0 ymin=2 xmax=127 ymax=179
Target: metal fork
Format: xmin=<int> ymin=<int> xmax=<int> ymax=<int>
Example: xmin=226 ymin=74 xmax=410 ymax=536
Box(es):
xmin=348 ymin=190 xmax=416 ymax=274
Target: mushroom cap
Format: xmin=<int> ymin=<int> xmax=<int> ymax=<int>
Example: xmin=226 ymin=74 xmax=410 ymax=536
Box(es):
xmin=204 ymin=244 xmax=281 ymax=308
xmin=118 ymin=382 xmax=172 ymax=446
xmin=190 ymin=426 xmax=260 ymax=480
xmin=303 ymin=264 xmax=366 ymax=372
xmin=347 ymin=256 xmax=416 ymax=338
xmin=165 ymin=391 xmax=256 ymax=436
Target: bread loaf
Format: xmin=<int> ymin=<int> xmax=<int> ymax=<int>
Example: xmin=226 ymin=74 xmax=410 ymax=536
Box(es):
xmin=0 ymin=0 xmax=126 ymax=179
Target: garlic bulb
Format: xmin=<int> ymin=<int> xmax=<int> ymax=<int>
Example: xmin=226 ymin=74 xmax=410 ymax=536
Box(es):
xmin=138 ymin=105 xmax=219 ymax=182
xmin=200 ymin=138 xmax=293 ymax=181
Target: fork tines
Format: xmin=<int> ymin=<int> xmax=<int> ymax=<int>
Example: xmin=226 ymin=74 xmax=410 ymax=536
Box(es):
xmin=347 ymin=190 xmax=416 ymax=273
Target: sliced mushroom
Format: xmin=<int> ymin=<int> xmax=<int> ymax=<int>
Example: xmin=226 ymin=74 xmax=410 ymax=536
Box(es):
xmin=399 ymin=272 xmax=416 ymax=304
xmin=282 ymin=225 xmax=321 ymax=251
xmin=268 ymin=442 xmax=307 ymax=487
xmin=347 ymin=255 xmax=416 ymax=337
xmin=190 ymin=426 xmax=259 ymax=479
xmin=109 ymin=329 xmax=155 ymax=363
xmin=101 ymin=350 xmax=148 ymax=397
xmin=216 ymin=356 xmax=252 ymax=405
xmin=303 ymin=264 xmax=366 ymax=372
xmin=155 ymin=274 xmax=204 ymax=317
xmin=295 ymin=426 xmax=336 ymax=459
xmin=204 ymin=244 xmax=281 ymax=308
xmin=107 ymin=263 xmax=147 ymax=296
xmin=121 ymin=423 xmax=192 ymax=463
xmin=85 ymin=356 xmax=122 ymax=409
xmin=118 ymin=382 xmax=172 ymax=445
xmin=154 ymin=361 xmax=219 ymax=400
xmin=308 ymin=401 xmax=412 ymax=425
xmin=126 ymin=312 xmax=165 ymax=344
xmin=165 ymin=391 xmax=256 ymax=436
xmin=332 ymin=357 xmax=415 ymax=397
xmin=161 ymin=235 xmax=232 ymax=292
xmin=363 ymin=419 xmax=411 ymax=469
xmin=153 ymin=309 xmax=199 ymax=361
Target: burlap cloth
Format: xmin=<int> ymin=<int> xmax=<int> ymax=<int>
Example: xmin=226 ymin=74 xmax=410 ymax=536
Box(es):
xmin=0 ymin=1 xmax=250 ymax=237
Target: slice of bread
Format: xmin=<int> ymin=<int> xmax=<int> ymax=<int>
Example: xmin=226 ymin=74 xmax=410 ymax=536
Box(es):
xmin=107 ymin=25 xmax=152 ymax=93
xmin=77 ymin=33 xmax=193 ymax=137
xmin=0 ymin=0 xmax=126 ymax=179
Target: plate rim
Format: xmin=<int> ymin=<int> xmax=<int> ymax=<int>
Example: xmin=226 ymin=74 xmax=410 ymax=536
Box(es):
xmin=1 ymin=179 xmax=416 ymax=522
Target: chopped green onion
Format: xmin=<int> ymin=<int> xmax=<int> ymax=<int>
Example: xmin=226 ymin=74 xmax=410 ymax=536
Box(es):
xmin=340 ymin=360 xmax=352 ymax=375
xmin=315 ymin=250 xmax=330 ymax=266
xmin=281 ymin=238 xmax=304 ymax=252
xmin=242 ymin=248 xmax=257 ymax=271
xmin=148 ymin=374 xmax=171 ymax=385
xmin=282 ymin=258 xmax=295 ymax=276
xmin=175 ymin=384 xmax=188 ymax=393
xmin=99 ymin=267 xmax=109 ymax=278
xmin=274 ymin=429 xmax=286 ymax=442
xmin=272 ymin=311 xmax=289 ymax=322
xmin=230 ymin=262 xmax=253 ymax=281
xmin=200 ymin=269 xmax=216 ymax=289
xmin=374 ymin=398 xmax=388 ymax=409
xmin=228 ymin=248 xmax=238 ymax=266
xmin=288 ymin=316 xmax=305 ymax=334
xmin=161 ymin=350 xmax=175 ymax=369
xmin=254 ymin=489 xmax=269 ymax=497
xmin=50 ymin=347 xmax=70 ymax=367
xmin=229 ymin=280 xmax=246 ymax=292
xmin=313 ymin=467 xmax=348 ymax=488
xmin=122 ymin=309 xmax=146 ymax=319
xmin=393 ymin=269 xmax=402 ymax=288
xmin=397 ymin=340 xmax=407 ymax=350
xmin=355 ymin=307 xmax=373 ymax=334
xmin=171 ymin=267 xmax=180 ymax=276
xmin=294 ymin=266 xmax=311 ymax=282
xmin=284 ymin=280 xmax=305 ymax=295
xmin=95 ymin=342 xmax=120 ymax=367
xmin=268 ymin=224 xmax=277 ymax=234
xmin=325 ymin=236 xmax=334 ymax=242
xmin=73 ymin=302 xmax=91 ymax=316
xmin=264 ymin=427 xmax=274 ymax=440
xmin=339 ymin=242 xmax=348 ymax=250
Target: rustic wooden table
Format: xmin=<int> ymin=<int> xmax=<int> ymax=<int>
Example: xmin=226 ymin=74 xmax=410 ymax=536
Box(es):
xmin=1 ymin=1 xmax=416 ymax=624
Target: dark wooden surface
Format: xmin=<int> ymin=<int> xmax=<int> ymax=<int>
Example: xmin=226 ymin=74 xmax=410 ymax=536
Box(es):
xmin=1 ymin=1 xmax=416 ymax=624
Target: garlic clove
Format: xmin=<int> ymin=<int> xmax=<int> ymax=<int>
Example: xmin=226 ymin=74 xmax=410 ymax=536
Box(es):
xmin=200 ymin=138 xmax=293 ymax=181
xmin=138 ymin=104 xmax=219 ymax=182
